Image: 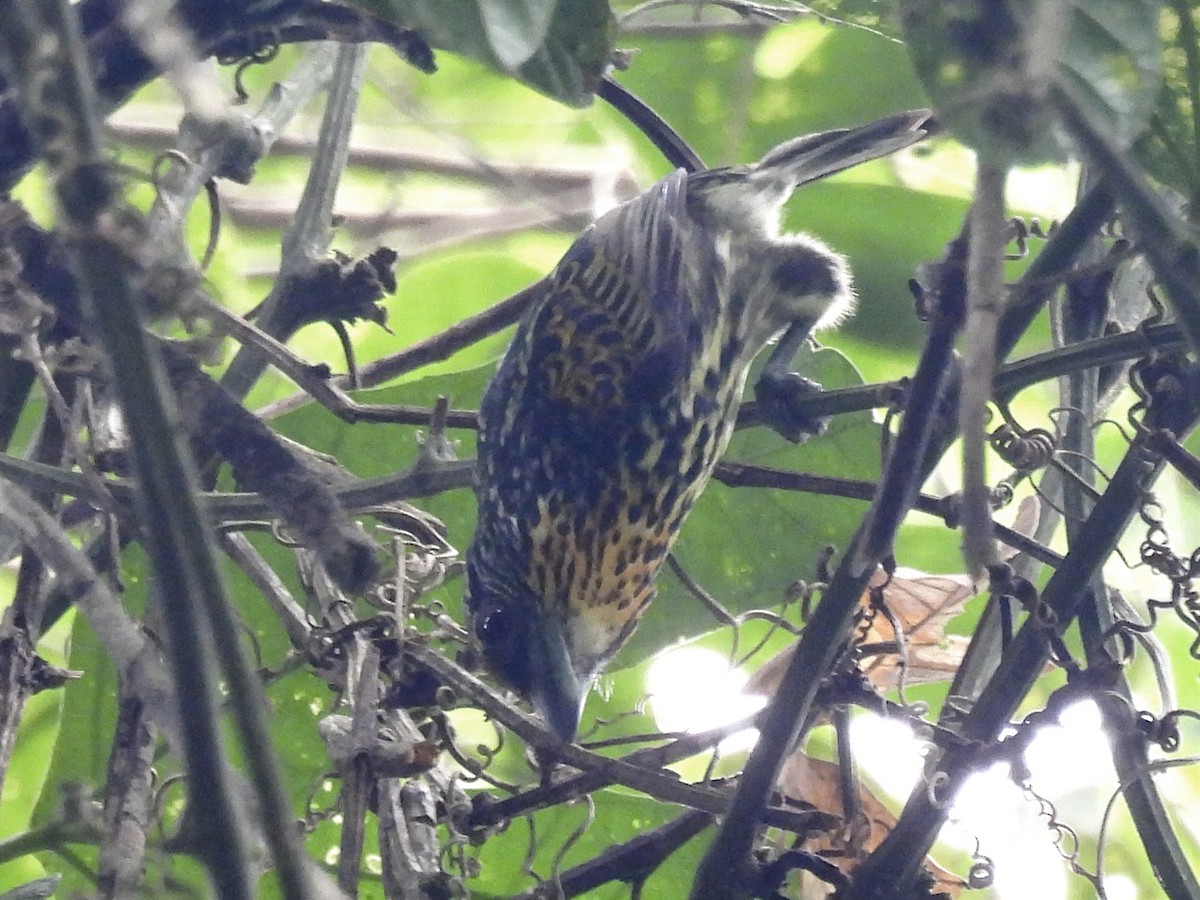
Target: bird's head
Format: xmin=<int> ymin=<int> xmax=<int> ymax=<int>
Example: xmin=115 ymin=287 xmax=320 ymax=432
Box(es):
xmin=465 ymin=537 xmax=629 ymax=742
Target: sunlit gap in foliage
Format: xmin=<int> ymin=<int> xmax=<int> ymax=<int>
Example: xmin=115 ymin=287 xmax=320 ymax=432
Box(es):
xmin=647 ymin=646 xmax=765 ymax=753
xmin=651 ymin=650 xmax=1137 ymax=900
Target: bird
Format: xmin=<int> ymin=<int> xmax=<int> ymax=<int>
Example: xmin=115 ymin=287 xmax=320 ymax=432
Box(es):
xmin=465 ymin=109 xmax=932 ymax=741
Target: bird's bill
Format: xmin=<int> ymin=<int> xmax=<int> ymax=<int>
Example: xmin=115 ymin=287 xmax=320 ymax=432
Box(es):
xmin=528 ymin=614 xmax=586 ymax=742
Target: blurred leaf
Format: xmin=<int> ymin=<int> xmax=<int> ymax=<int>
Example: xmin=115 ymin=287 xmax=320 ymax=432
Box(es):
xmin=900 ymin=0 xmax=1163 ymax=166
xmin=28 ymin=611 xmax=118 ymax=893
xmin=479 ymin=0 xmax=558 ymax=70
xmin=1140 ymin=0 xmax=1200 ymax=210
xmin=0 ymin=696 xmax=63 ymax=892
xmin=617 ymin=20 xmax=928 ymax=170
xmin=346 ymin=0 xmax=617 ymax=106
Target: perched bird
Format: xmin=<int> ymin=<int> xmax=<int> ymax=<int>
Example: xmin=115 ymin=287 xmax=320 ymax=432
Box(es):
xmin=466 ymin=110 xmax=931 ymax=740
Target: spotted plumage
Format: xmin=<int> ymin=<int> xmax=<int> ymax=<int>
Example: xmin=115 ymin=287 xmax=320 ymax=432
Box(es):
xmin=466 ymin=110 xmax=931 ymax=739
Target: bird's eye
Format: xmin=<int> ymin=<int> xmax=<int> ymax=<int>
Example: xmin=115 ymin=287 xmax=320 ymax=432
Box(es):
xmin=475 ymin=605 xmax=510 ymax=645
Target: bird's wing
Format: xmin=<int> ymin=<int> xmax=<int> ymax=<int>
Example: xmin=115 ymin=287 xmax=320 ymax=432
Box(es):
xmin=518 ymin=169 xmax=693 ymax=417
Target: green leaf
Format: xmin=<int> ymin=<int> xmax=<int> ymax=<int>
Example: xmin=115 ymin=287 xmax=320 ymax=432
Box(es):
xmin=1139 ymin=0 xmax=1200 ymax=210
xmin=900 ymin=0 xmax=1164 ymax=166
xmin=616 ymin=19 xmax=928 ymax=170
xmin=479 ymin=0 xmax=557 ymax=70
xmin=0 ymin=575 xmax=72 ymax=897
xmin=469 ymin=788 xmax=706 ymax=896
xmin=345 ymin=0 xmax=617 ymax=106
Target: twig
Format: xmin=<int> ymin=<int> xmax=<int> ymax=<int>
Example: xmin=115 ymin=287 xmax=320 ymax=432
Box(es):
xmin=524 ymin=808 xmax=714 ymax=898
xmin=407 ymin=643 xmax=825 ymax=834
xmin=96 ymin=689 xmax=156 ymax=899
xmin=666 ymin=553 xmax=735 ymax=625
xmin=338 ymin=640 xmax=380 ymax=896
xmin=257 ymin=280 xmax=541 ymax=420
xmin=0 ymin=386 xmax=73 ymax=795
xmin=221 ymin=41 xmax=368 ymax=400
xmin=0 ymin=5 xmax=330 ymax=896
xmin=942 ymin=184 xmax=1118 ymax=718
xmin=469 ymin=710 xmax=772 ymax=830
xmin=597 ymin=75 xmax=704 ymax=172
xmin=218 ymin=532 xmax=312 ymax=650
xmin=0 ymin=481 xmax=176 ymax=739
xmin=959 ymin=164 xmax=1008 ymax=577
xmin=0 ymin=450 xmax=477 ymax=521
xmin=200 ymin=292 xmax=479 ymax=425
xmin=854 ymin=360 xmax=1200 ymax=894
xmin=852 ymin=233 xmax=966 ymax=573
xmin=1050 ymin=81 xmax=1200 ymax=354
xmin=144 ymin=41 xmax=339 ymax=267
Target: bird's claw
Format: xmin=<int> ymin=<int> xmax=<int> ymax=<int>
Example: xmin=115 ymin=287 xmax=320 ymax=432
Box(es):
xmin=754 ymin=370 xmax=829 ymax=443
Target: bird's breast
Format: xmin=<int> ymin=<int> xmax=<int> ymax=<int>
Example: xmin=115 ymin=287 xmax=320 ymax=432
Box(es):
xmin=475 ymin=229 xmax=762 ymax=656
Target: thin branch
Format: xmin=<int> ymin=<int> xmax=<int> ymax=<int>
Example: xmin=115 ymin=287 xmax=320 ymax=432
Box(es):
xmin=144 ymin=41 xmax=339 ymax=265
xmin=0 ymin=4 xmax=326 ymax=896
xmin=0 ymin=450 xmax=476 ymax=521
xmin=96 ymin=689 xmax=156 ymax=899
xmin=854 ymin=361 xmax=1200 ymax=894
xmin=200 ymin=293 xmax=479 ymax=426
xmin=0 ymin=481 xmax=176 ymax=738
xmin=523 ymin=808 xmax=714 ymax=898
xmin=597 ymin=75 xmax=704 ymax=172
xmin=220 ymin=41 xmax=368 ymax=400
xmin=959 ymin=164 xmax=1008 ymax=577
xmin=407 ymin=643 xmax=825 ymax=835
xmin=257 ymin=281 xmax=541 ymax=420
xmin=1051 ymin=81 xmax=1200 ymax=353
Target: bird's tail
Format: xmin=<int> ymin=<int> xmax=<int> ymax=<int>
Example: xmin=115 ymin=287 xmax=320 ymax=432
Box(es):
xmin=751 ymin=108 xmax=934 ymax=193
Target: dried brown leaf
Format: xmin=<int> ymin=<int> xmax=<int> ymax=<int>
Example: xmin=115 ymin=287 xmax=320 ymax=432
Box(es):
xmin=778 ymin=752 xmax=964 ymax=898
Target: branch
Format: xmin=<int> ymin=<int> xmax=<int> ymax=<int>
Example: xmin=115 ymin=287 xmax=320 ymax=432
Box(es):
xmin=96 ymin=689 xmax=156 ymax=899
xmin=958 ymin=164 xmax=1007 ymax=577
xmin=853 ymin=358 xmax=1200 ymax=895
xmin=1050 ymin=82 xmax=1200 ymax=353
xmin=257 ymin=281 xmax=542 ymax=420
xmin=0 ymin=4 xmax=325 ymax=896
xmin=0 ymin=0 xmax=434 ymax=191
xmin=406 ymin=643 xmax=828 ymax=835
xmin=143 ymin=41 xmax=340 ymax=273
xmin=220 ymin=41 xmax=371 ymax=400
xmin=523 ymin=808 xmax=713 ymax=898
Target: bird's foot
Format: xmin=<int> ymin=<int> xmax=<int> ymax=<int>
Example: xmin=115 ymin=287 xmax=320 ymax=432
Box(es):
xmin=754 ymin=370 xmax=829 ymax=443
